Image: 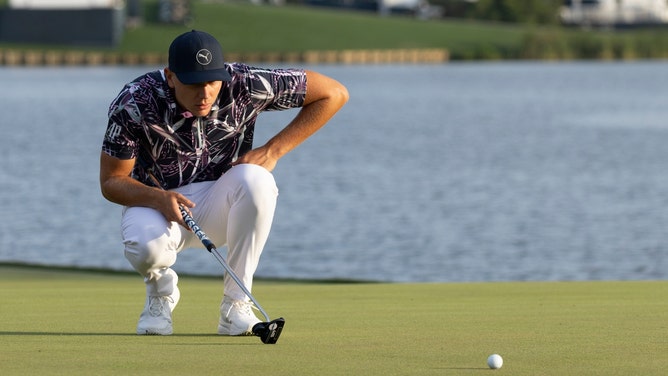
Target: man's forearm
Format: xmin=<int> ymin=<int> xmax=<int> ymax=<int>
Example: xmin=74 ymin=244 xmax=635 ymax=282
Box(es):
xmin=265 ymin=81 xmax=349 ymax=160
xmin=101 ymin=174 xmax=160 ymax=209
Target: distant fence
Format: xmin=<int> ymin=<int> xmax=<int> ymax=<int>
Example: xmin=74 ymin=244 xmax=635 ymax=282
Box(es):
xmin=0 ymin=48 xmax=449 ymax=66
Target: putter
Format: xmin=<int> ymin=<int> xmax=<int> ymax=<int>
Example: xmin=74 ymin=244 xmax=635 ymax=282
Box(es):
xmin=179 ymin=206 xmax=285 ymax=344
xmin=147 ymin=172 xmax=284 ymax=344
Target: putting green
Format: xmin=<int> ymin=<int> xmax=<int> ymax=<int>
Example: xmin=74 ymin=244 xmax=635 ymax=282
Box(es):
xmin=1 ymin=265 xmax=666 ymax=375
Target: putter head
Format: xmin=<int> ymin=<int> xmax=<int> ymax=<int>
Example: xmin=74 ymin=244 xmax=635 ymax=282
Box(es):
xmin=252 ymin=317 xmax=285 ymax=344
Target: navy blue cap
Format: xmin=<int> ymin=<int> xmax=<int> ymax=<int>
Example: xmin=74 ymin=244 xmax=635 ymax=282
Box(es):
xmin=168 ymin=30 xmax=231 ymax=84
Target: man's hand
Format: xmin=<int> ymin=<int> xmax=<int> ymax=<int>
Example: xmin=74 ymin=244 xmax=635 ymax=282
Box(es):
xmin=230 ymin=145 xmax=278 ymax=172
xmin=153 ymin=189 xmax=196 ymax=230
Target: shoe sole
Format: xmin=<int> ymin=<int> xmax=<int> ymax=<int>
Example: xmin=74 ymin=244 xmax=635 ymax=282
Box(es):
xmin=137 ymin=328 xmax=173 ymax=335
xmin=217 ymin=323 xmax=255 ymax=336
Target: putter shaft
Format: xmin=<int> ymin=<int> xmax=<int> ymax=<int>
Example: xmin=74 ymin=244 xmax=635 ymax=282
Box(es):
xmin=179 ymin=206 xmax=271 ymax=322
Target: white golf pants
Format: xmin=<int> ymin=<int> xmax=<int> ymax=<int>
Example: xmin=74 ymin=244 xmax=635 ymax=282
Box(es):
xmin=122 ymin=164 xmax=278 ymax=302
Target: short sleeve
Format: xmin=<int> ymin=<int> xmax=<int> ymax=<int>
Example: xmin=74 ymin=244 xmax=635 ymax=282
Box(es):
xmin=102 ymin=89 xmax=140 ymax=160
xmin=245 ymin=66 xmax=307 ymax=111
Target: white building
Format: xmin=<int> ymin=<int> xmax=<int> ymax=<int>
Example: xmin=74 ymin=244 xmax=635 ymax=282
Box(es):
xmin=561 ymin=0 xmax=668 ymax=26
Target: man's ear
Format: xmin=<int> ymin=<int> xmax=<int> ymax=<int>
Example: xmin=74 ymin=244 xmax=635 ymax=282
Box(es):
xmin=164 ymin=68 xmax=176 ymax=89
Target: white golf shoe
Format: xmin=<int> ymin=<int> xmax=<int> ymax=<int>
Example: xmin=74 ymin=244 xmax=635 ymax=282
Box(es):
xmin=217 ymin=296 xmax=261 ymax=336
xmin=136 ymin=286 xmax=180 ymax=335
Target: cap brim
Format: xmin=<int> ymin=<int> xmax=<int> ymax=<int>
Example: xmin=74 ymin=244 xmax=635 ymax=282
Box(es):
xmin=176 ymin=68 xmax=232 ymax=84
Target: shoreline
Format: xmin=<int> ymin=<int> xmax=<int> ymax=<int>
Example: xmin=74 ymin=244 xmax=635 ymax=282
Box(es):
xmin=0 ymin=261 xmax=377 ymax=284
xmin=0 ymin=48 xmax=449 ymax=66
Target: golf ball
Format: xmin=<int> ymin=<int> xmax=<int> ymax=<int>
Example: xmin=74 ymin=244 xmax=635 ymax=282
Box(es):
xmin=487 ymin=354 xmax=503 ymax=369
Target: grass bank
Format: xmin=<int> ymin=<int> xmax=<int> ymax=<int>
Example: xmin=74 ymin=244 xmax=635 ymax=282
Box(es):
xmin=3 ymin=2 xmax=668 ymax=61
xmin=120 ymin=2 xmax=525 ymax=59
xmin=1 ymin=265 xmax=667 ymax=375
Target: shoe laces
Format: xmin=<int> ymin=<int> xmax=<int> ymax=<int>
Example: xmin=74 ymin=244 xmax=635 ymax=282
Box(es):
xmin=225 ymin=299 xmax=256 ymax=318
xmin=148 ymin=296 xmax=173 ymax=317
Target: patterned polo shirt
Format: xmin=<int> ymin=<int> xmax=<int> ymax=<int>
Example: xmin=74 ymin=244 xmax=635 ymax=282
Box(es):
xmin=103 ymin=63 xmax=307 ymax=189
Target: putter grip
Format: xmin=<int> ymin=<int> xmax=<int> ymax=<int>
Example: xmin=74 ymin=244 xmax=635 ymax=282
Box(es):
xmin=180 ymin=207 xmax=216 ymax=252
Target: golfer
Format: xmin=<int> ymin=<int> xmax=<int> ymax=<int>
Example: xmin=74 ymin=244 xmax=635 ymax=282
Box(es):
xmin=100 ymin=30 xmax=348 ymax=335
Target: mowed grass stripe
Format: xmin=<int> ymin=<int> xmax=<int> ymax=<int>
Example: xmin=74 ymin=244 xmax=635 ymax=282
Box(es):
xmin=1 ymin=266 xmax=667 ymax=375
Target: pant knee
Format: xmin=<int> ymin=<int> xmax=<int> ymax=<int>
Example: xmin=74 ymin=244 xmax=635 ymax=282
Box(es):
xmin=229 ymin=164 xmax=278 ymax=205
xmin=228 ymin=168 xmax=278 ymax=231
xmin=123 ymin=224 xmax=178 ymax=276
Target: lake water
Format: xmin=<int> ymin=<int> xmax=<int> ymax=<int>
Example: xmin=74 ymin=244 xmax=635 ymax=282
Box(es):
xmin=2 ymin=61 xmax=668 ymax=283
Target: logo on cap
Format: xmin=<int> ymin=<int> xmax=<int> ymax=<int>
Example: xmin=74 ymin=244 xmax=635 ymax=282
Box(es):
xmin=196 ymin=49 xmax=213 ymax=66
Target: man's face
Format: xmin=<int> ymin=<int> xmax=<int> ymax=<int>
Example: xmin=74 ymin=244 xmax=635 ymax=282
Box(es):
xmin=165 ymin=69 xmax=223 ymax=117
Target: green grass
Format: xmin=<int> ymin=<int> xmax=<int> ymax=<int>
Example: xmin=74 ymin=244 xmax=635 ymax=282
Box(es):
xmin=0 ymin=1 xmax=555 ymax=59
xmin=1 ymin=265 xmax=667 ymax=375
xmin=4 ymin=1 xmax=668 ymax=59
xmin=117 ymin=2 xmax=527 ymax=56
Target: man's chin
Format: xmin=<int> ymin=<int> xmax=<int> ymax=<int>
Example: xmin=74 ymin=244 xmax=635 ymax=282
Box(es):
xmin=190 ymin=108 xmax=211 ymax=117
